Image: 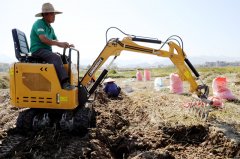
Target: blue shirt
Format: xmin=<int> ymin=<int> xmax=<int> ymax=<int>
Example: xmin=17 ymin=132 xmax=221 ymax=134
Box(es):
xmin=104 ymin=82 xmax=120 ymax=97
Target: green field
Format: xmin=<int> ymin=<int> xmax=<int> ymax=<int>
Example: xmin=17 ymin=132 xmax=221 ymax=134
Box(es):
xmin=1 ymin=66 xmax=240 ymax=89
xmin=81 ymin=66 xmax=240 ymax=79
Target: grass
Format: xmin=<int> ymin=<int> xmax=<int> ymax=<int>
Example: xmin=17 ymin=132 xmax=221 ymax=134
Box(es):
xmin=79 ymin=66 xmax=240 ymax=82
xmin=198 ymin=66 xmax=240 ymax=74
xmin=0 ymin=73 xmax=9 ymax=89
xmin=1 ymin=66 xmax=240 ymax=89
xmin=79 ymin=66 xmax=178 ymax=79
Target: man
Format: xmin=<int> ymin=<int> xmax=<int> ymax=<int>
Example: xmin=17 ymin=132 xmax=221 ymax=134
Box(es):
xmin=30 ymin=3 xmax=74 ymax=90
xmin=103 ymin=78 xmax=121 ymax=98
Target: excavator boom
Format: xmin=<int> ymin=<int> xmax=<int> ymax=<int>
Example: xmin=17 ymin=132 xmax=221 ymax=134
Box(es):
xmin=80 ymin=36 xmax=209 ymax=104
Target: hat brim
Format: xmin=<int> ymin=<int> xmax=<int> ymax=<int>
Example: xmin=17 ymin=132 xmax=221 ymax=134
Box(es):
xmin=35 ymin=11 xmax=62 ymax=17
xmin=104 ymin=78 xmax=115 ymax=83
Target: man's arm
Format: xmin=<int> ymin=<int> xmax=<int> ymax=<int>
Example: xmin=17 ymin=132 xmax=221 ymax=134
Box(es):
xmin=39 ymin=34 xmax=74 ymax=48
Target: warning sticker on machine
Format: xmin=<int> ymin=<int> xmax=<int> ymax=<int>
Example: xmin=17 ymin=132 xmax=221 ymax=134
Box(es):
xmin=88 ymin=57 xmax=103 ymax=77
xmin=60 ymin=96 xmax=68 ymax=102
xmin=184 ymin=70 xmax=191 ymax=79
xmin=9 ymin=68 xmax=14 ymax=76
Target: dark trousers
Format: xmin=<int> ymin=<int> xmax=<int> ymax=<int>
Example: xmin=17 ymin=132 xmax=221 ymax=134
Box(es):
xmin=32 ymin=49 xmax=69 ymax=85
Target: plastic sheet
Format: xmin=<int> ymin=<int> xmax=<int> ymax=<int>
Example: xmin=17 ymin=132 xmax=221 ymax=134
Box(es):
xmin=154 ymin=77 xmax=163 ymax=87
xmin=154 ymin=77 xmax=163 ymax=91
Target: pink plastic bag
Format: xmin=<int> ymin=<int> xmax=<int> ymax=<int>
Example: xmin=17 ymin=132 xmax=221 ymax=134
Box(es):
xmin=144 ymin=69 xmax=151 ymax=81
xmin=212 ymin=77 xmax=235 ymax=100
xmin=136 ymin=70 xmax=143 ymax=81
xmin=208 ymin=96 xmax=224 ymax=108
xmin=170 ymin=73 xmax=183 ymax=94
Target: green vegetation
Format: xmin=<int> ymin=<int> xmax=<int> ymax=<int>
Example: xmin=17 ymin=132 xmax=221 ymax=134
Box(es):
xmin=0 ymin=74 xmax=9 ymax=89
xmin=79 ymin=66 xmax=240 ymax=79
xmin=198 ymin=66 xmax=240 ymax=74
xmin=80 ymin=66 xmax=178 ymax=79
xmin=115 ymin=66 xmax=240 ymax=79
xmin=0 ymin=63 xmax=9 ymax=72
xmin=1 ymin=66 xmax=239 ymax=89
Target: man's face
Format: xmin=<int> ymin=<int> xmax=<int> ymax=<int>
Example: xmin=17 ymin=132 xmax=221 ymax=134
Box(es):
xmin=43 ymin=12 xmax=56 ymax=23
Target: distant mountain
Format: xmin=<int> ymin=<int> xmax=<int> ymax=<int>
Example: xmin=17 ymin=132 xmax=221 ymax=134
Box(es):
xmin=1 ymin=54 xmax=239 ymax=68
xmin=114 ymin=55 xmax=240 ymax=68
xmin=187 ymin=55 xmax=240 ymax=65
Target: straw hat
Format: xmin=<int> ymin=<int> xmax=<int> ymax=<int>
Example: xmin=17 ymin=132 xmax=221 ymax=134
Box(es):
xmin=35 ymin=3 xmax=62 ymax=17
xmin=104 ymin=78 xmax=115 ymax=83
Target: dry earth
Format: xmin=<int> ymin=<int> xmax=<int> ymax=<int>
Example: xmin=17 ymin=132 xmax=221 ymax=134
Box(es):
xmin=0 ymin=74 xmax=240 ymax=159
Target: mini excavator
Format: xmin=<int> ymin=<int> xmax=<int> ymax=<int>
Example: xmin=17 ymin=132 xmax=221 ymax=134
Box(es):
xmin=10 ymin=27 xmax=212 ymax=132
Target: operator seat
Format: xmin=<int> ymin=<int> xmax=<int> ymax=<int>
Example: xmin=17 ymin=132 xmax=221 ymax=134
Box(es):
xmin=12 ymin=28 xmax=43 ymax=63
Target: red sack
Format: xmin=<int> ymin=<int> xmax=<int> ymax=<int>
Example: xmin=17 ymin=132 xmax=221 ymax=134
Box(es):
xmin=136 ymin=70 xmax=143 ymax=81
xmin=144 ymin=69 xmax=151 ymax=81
xmin=170 ymin=73 xmax=183 ymax=94
xmin=212 ymin=77 xmax=235 ymax=100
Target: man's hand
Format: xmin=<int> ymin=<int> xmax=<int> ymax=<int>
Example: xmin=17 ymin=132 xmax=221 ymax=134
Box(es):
xmin=69 ymin=44 xmax=75 ymax=48
xmin=57 ymin=42 xmax=75 ymax=48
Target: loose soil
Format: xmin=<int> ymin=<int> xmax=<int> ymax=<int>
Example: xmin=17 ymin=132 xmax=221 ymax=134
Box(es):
xmin=0 ymin=76 xmax=240 ymax=159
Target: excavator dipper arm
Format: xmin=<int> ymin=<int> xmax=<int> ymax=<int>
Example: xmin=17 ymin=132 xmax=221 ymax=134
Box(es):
xmin=79 ymin=36 xmax=210 ymax=105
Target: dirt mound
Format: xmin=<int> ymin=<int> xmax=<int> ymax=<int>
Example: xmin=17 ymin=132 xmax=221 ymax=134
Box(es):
xmin=0 ymin=85 xmax=240 ymax=158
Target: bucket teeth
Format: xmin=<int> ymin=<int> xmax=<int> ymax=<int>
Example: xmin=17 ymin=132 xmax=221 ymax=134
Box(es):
xmin=185 ymin=98 xmax=212 ymax=120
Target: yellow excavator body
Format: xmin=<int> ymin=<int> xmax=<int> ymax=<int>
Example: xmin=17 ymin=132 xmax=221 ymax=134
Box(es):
xmin=10 ymin=63 xmax=78 ymax=109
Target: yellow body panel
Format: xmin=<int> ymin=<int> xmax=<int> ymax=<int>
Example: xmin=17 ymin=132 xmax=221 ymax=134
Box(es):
xmin=10 ymin=63 xmax=78 ymax=109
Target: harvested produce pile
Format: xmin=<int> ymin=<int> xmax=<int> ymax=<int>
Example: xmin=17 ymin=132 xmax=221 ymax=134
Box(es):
xmin=0 ymin=78 xmax=240 ymax=158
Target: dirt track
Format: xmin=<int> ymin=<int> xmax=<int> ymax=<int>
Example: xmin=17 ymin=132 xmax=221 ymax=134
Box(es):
xmin=0 ymin=78 xmax=240 ymax=159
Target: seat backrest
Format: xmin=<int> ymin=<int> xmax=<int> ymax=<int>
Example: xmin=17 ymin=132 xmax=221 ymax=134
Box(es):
xmin=12 ymin=28 xmax=30 ymax=62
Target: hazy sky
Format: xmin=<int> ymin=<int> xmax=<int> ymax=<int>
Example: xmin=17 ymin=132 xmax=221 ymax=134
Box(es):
xmin=1 ymin=0 xmax=240 ymax=65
